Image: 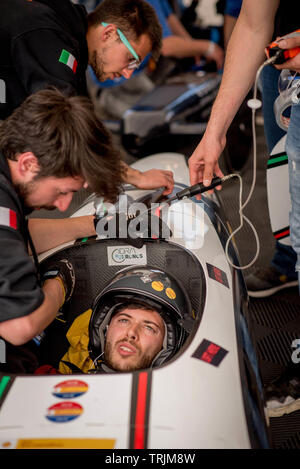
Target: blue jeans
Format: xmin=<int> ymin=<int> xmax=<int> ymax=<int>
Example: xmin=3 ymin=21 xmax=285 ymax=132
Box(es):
xmin=261 ymin=65 xmax=298 ymax=283
xmin=286 ymin=101 xmax=300 ymax=290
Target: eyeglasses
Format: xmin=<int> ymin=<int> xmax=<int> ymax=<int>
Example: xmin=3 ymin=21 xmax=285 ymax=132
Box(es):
xmin=101 ymin=22 xmax=141 ymax=70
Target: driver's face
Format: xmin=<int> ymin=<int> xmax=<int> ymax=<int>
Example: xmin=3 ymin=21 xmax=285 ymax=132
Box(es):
xmin=104 ymin=308 xmax=164 ymax=371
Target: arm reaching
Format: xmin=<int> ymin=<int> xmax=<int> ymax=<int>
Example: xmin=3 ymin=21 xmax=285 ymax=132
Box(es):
xmin=188 ymin=0 xmax=279 ymax=187
xmin=122 ymin=162 xmax=174 ymax=195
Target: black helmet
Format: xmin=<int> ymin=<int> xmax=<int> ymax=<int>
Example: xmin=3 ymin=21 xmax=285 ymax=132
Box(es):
xmin=89 ymin=266 xmax=193 ymax=368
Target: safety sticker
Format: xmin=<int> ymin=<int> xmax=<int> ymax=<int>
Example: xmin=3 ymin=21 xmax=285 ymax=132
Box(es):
xmin=52 ymin=380 xmax=89 ymax=399
xmin=151 ymin=281 xmax=164 ymax=292
xmin=165 ymin=288 xmax=176 ymax=299
xmin=206 ymin=263 xmax=229 ymax=288
xmin=192 ymin=339 xmax=228 ymax=366
xmin=46 ymin=402 xmax=83 ymax=423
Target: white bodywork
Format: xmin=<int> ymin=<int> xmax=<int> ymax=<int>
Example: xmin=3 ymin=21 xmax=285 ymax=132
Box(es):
xmin=266 ymin=135 xmax=291 ymax=246
xmin=0 ymin=153 xmax=256 ymax=449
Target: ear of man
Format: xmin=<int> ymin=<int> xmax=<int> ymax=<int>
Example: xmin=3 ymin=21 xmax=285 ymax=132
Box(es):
xmin=17 ymin=152 xmax=40 ymax=179
xmin=101 ymin=23 xmax=118 ymax=43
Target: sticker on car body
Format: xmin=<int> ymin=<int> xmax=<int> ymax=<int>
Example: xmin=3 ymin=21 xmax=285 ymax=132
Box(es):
xmin=107 ymin=245 xmax=147 ymax=266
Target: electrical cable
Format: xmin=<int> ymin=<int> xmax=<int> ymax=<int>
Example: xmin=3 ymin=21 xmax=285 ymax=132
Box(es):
xmin=224 ymin=54 xmax=279 ymax=270
xmin=94 ymin=55 xmax=279 ymax=272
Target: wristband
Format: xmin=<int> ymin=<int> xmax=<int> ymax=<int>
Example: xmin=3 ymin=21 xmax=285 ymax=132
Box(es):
xmin=205 ymin=41 xmax=216 ymax=57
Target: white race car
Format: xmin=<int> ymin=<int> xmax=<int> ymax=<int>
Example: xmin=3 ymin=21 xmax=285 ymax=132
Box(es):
xmin=0 ymin=153 xmax=269 ymax=450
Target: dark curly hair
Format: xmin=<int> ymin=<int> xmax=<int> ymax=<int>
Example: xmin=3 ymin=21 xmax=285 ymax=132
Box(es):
xmin=0 ymin=88 xmax=123 ymax=202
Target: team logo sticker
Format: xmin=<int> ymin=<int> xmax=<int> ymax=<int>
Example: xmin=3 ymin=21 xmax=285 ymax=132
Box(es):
xmin=52 ymin=380 xmax=89 ymax=399
xmin=46 ymin=402 xmax=83 ymax=423
xmin=192 ymin=339 xmax=228 ymax=367
xmin=107 ymin=245 xmax=147 ymax=266
xmin=206 ymin=263 xmax=229 ymax=288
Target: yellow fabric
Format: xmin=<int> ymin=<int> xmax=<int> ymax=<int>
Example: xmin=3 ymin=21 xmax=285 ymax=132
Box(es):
xmin=59 ymin=308 xmax=95 ymax=374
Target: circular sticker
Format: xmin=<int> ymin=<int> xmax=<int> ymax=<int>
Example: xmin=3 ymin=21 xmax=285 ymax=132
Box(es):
xmin=52 ymin=380 xmax=89 ymax=399
xmin=46 ymin=402 xmax=83 ymax=423
xmin=166 ymin=288 xmax=176 ymax=300
xmin=151 ymin=281 xmax=164 ymax=292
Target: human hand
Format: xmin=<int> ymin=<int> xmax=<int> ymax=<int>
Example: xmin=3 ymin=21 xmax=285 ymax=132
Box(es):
xmin=134 ymin=169 xmax=175 ymax=195
xmin=188 ymin=131 xmax=225 ymax=197
xmin=275 ymin=35 xmax=300 ymax=73
xmin=42 ymin=259 xmax=75 ymax=304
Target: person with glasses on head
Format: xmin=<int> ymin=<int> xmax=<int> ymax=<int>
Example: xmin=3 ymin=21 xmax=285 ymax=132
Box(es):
xmin=88 ymin=0 xmax=224 ymax=121
xmin=0 ymin=0 xmax=174 ymax=195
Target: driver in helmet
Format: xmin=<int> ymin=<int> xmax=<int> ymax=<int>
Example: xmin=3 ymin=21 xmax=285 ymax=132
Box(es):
xmin=59 ymin=267 xmax=193 ymax=374
xmin=103 ymin=302 xmax=165 ymax=372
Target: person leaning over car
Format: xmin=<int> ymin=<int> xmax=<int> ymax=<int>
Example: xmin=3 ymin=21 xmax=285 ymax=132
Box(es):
xmin=188 ymin=0 xmax=300 ymax=293
xmin=0 ymin=88 xmax=123 ymax=346
xmin=0 ymin=0 xmax=174 ymax=194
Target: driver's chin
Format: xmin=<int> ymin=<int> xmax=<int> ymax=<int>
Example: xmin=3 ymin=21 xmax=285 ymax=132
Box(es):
xmin=109 ymin=353 xmax=141 ymax=372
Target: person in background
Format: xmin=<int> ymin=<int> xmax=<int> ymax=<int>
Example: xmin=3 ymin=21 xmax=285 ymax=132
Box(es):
xmin=0 ymin=0 xmax=174 ymax=194
xmin=89 ymin=0 xmax=224 ymax=120
xmin=188 ymin=0 xmax=300 ymax=297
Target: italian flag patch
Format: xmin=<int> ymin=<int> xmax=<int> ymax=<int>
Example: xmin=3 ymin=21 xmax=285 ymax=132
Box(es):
xmin=0 ymin=207 xmax=17 ymax=230
xmin=59 ymin=49 xmax=78 ymax=73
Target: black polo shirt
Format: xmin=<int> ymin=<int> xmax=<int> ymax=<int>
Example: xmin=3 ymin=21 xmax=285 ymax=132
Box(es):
xmin=0 ymin=0 xmax=89 ymax=120
xmin=0 ymin=153 xmax=44 ymax=323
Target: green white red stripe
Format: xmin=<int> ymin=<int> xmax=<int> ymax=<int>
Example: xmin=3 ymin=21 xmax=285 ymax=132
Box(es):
xmin=0 ymin=207 xmax=17 ymax=230
xmin=59 ymin=49 xmax=78 ymax=73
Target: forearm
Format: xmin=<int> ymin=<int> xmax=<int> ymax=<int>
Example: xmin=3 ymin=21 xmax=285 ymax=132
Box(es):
xmin=28 ymin=216 xmax=96 ymax=254
xmin=121 ymin=161 xmax=141 ymax=186
xmin=161 ymin=36 xmax=211 ymax=58
xmin=0 ymin=279 xmax=63 ymax=345
xmin=223 ymin=15 xmax=237 ymax=49
xmin=206 ymin=0 xmax=278 ymax=140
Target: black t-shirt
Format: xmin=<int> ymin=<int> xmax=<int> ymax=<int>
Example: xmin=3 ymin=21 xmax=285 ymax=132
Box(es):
xmin=0 ymin=153 xmax=44 ymax=323
xmin=0 ymin=0 xmax=88 ymax=120
xmin=274 ymin=0 xmax=300 ymax=39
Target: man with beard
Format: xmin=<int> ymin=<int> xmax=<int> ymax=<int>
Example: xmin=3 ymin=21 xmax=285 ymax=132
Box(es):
xmin=57 ymin=302 xmax=166 ymax=374
xmin=58 ymin=267 xmax=192 ymax=374
xmin=0 ymin=0 xmax=174 ymax=194
xmin=0 ymin=88 xmax=123 ymax=347
xmin=103 ymin=303 xmax=165 ymax=371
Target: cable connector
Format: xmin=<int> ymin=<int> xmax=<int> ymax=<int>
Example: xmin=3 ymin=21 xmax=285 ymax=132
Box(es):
xmin=168 ymin=175 xmax=238 ymax=202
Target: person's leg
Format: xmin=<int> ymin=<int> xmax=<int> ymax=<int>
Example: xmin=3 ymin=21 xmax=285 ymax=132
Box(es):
xmin=261 ymin=65 xmax=296 ymax=277
xmin=286 ymin=101 xmax=300 ymax=292
xmin=261 ymin=65 xmax=286 ymax=151
xmin=246 ymin=65 xmax=298 ymax=296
